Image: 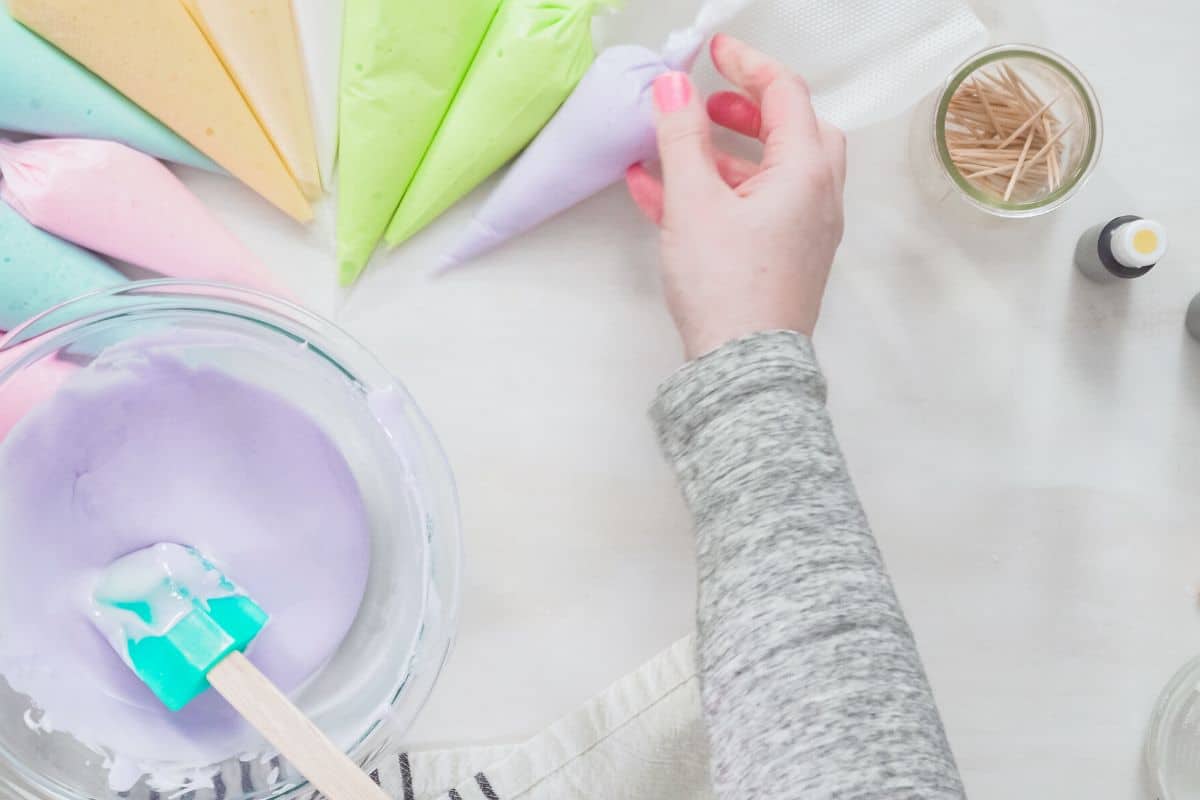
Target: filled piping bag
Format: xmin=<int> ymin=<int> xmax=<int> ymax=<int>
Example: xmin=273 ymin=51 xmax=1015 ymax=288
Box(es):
xmin=183 ymin=0 xmax=322 ymax=199
xmin=293 ymin=0 xmax=344 ymax=190
xmin=443 ymin=0 xmax=750 ymax=267
xmin=0 ymin=9 xmax=216 ymax=172
xmin=336 ymin=0 xmax=501 ymax=285
xmin=0 ymin=139 xmax=285 ymax=296
xmin=383 ymin=0 xmax=617 ymax=250
xmin=0 ymin=200 xmax=125 ymax=331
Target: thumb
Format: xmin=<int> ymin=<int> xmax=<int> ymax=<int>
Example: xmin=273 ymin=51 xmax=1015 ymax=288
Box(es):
xmin=652 ymin=72 xmax=723 ymax=200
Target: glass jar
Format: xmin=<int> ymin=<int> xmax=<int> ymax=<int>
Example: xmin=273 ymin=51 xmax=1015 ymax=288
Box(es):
xmin=0 ymin=283 xmax=462 ymax=800
xmin=1147 ymin=656 xmax=1200 ymax=800
xmin=917 ymin=44 xmax=1102 ymax=217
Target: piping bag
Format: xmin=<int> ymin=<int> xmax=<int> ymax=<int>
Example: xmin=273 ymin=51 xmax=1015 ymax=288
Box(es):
xmin=0 ymin=348 xmax=73 ymax=442
xmin=183 ymin=0 xmax=322 ymax=199
xmin=0 ymin=199 xmax=125 ymax=332
xmin=383 ymin=0 xmax=619 ymax=251
xmin=293 ymin=0 xmax=344 ymax=190
xmin=441 ymin=0 xmax=753 ymax=267
xmin=0 ymin=9 xmax=216 ymax=172
xmin=336 ymin=0 xmax=501 ymax=286
xmin=0 ymin=139 xmax=287 ymax=297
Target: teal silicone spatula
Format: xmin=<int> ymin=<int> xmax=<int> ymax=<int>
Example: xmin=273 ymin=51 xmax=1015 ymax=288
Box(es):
xmin=89 ymin=544 xmax=389 ymax=800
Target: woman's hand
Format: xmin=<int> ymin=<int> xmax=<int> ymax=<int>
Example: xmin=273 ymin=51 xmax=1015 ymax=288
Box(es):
xmin=626 ymin=35 xmax=846 ymax=360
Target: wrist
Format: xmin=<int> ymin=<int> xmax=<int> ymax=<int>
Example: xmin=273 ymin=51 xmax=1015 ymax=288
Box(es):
xmin=683 ymin=319 xmax=817 ymax=361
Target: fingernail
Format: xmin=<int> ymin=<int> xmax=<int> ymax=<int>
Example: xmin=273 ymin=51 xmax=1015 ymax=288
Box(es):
xmin=653 ymin=72 xmax=693 ymax=113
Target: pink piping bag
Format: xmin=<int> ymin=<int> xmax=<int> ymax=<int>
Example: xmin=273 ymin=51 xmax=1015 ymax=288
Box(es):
xmin=0 ymin=346 xmax=75 ymax=442
xmin=442 ymin=0 xmax=756 ymax=268
xmin=0 ymin=139 xmax=288 ymax=297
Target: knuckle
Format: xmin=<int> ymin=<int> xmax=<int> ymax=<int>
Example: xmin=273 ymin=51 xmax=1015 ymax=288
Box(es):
xmin=751 ymin=63 xmax=782 ymax=89
xmin=798 ymin=161 xmax=835 ymax=192
xmin=791 ymin=74 xmax=812 ymax=99
xmin=824 ymin=125 xmax=848 ymax=163
xmin=658 ymin=123 xmax=707 ymax=151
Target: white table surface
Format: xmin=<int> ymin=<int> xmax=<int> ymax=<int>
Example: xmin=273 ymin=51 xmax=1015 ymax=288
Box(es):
xmin=173 ymin=0 xmax=1199 ymax=796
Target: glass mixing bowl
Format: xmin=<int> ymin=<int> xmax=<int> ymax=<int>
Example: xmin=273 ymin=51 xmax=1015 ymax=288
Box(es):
xmin=0 ymin=283 xmax=461 ymax=800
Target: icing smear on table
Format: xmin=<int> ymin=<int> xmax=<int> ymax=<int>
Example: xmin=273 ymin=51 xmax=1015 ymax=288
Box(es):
xmin=0 ymin=339 xmax=372 ymax=791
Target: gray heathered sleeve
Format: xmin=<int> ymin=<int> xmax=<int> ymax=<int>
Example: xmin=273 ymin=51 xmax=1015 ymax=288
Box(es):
xmin=651 ymin=331 xmax=966 ymax=800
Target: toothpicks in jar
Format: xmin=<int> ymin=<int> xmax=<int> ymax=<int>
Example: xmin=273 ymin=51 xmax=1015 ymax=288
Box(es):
xmin=945 ymin=64 xmax=1067 ymax=202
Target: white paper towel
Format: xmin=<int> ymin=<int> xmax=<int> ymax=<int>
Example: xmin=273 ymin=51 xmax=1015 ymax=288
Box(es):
xmin=598 ymin=0 xmax=988 ymax=130
xmin=292 ymin=0 xmax=343 ymax=189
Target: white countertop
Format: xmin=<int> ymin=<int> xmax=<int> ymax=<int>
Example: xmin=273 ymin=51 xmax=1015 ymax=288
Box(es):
xmin=179 ymin=0 xmax=1199 ymax=796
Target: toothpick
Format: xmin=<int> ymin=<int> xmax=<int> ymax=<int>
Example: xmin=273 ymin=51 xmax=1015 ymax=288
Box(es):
xmin=963 ymin=162 xmax=1050 ymax=179
xmin=976 ymin=81 xmax=1005 ymax=136
xmin=1045 ymin=124 xmax=1060 ymax=188
xmin=995 ymin=95 xmax=1059 ymax=150
xmin=1004 ymin=127 xmax=1035 ymax=201
xmin=1002 ymin=63 xmax=1065 ymax=189
xmin=1024 ymin=120 xmax=1075 ymax=182
xmin=1000 ymin=64 xmax=1037 ymax=109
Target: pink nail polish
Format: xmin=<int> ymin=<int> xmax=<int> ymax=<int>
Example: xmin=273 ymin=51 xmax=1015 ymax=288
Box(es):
xmin=653 ymin=72 xmax=693 ymax=113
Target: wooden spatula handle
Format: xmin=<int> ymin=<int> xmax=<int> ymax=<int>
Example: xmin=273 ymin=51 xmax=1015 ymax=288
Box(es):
xmin=208 ymin=651 xmax=390 ymax=800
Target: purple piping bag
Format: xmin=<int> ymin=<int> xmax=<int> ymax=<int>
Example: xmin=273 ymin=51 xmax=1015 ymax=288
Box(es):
xmin=441 ymin=0 xmax=756 ymax=268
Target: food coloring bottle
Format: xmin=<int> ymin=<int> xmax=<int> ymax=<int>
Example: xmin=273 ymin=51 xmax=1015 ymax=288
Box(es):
xmin=1075 ymin=215 xmax=1167 ymax=281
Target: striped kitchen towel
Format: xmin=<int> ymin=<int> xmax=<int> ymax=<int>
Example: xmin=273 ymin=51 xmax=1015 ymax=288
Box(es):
xmin=369 ymin=636 xmax=711 ymax=800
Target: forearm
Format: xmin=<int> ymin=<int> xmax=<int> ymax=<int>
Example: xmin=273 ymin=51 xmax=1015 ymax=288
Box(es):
xmin=652 ymin=332 xmax=964 ymax=799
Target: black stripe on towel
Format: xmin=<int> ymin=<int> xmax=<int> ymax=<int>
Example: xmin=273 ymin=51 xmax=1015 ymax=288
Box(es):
xmin=240 ymin=762 xmax=254 ymax=793
xmin=370 ymin=769 xmax=380 ymax=785
xmin=399 ymin=752 xmax=415 ymax=800
xmin=213 ymin=773 xmax=226 ymax=800
xmin=476 ymin=772 xmax=500 ymax=799
xmin=448 ymin=790 xmax=463 ymax=800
